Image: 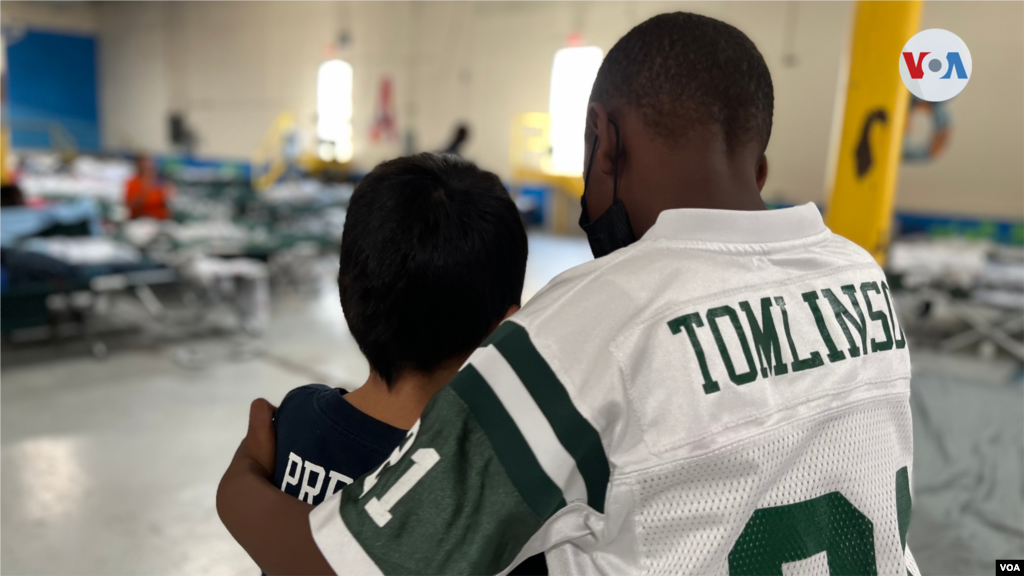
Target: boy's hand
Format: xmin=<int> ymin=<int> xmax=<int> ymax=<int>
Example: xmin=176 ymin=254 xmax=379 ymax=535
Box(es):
xmin=237 ymin=398 xmax=277 ymax=478
xmin=218 ymin=398 xmax=335 ymax=575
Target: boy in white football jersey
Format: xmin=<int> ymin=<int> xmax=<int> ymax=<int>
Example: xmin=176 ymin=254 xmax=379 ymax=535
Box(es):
xmin=219 ymin=12 xmax=918 ymax=576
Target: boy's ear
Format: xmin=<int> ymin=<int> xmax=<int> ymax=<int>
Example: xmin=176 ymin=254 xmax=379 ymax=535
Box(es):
xmin=756 ymin=154 xmax=769 ymax=192
xmin=587 ymin=102 xmax=618 ymax=177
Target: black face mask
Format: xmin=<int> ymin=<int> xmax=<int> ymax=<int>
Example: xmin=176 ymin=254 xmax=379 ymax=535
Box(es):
xmin=579 ymin=119 xmax=636 ymax=259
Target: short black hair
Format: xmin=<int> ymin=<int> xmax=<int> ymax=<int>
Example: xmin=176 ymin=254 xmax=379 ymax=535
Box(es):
xmin=339 ymin=153 xmax=527 ymax=386
xmin=1 ymin=184 xmax=25 ymax=207
xmin=591 ymin=12 xmax=774 ymax=152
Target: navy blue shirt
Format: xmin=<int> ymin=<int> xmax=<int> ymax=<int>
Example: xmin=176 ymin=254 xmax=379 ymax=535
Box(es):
xmin=271 ymin=383 xmax=548 ymax=575
xmin=273 ymin=384 xmax=408 ymax=506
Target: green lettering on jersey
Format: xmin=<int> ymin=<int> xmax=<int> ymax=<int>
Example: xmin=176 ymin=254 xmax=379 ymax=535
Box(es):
xmin=896 ymin=466 xmax=912 ymax=553
xmin=822 ymin=286 xmax=867 ymax=358
xmin=729 ymin=468 xmax=913 ymax=576
xmin=860 ymin=282 xmax=894 ymax=352
xmin=668 ymin=313 xmax=721 ymax=394
xmin=774 ymin=296 xmax=825 ymax=372
xmin=802 ymin=291 xmax=846 ymax=363
xmin=706 ymin=306 xmax=758 ymax=386
xmin=881 ymin=282 xmax=907 ymax=349
xmin=728 ymin=492 xmax=877 ymax=576
xmin=739 ymin=298 xmax=788 ymax=378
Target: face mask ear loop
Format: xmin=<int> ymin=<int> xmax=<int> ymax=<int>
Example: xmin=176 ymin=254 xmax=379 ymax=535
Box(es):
xmin=582 ymin=134 xmax=599 ymax=220
xmin=610 ymin=118 xmax=621 ymax=201
xmin=584 ymin=134 xmax=599 ymax=185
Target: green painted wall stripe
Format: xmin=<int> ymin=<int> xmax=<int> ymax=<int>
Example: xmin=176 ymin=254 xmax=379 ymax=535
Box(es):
xmin=487 ymin=321 xmax=611 ymax=513
xmin=449 ymin=364 xmax=567 ymax=519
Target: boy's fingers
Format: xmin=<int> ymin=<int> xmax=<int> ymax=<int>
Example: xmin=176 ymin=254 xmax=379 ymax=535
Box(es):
xmin=245 ymin=398 xmax=278 ymax=476
xmin=248 ymin=398 xmax=277 ymax=434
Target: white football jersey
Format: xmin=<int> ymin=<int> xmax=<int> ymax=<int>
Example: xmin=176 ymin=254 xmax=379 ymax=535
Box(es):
xmin=312 ymin=203 xmax=918 ymax=576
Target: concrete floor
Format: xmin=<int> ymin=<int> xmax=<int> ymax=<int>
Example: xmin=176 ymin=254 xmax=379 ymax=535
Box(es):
xmin=0 ymin=233 xmax=593 ymax=575
xmin=2 ymin=233 xmax=1021 ymax=575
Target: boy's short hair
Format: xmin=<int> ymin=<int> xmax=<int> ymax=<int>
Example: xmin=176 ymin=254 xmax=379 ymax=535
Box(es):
xmin=591 ymin=12 xmax=774 ymax=152
xmin=339 ymin=153 xmax=528 ymax=386
xmin=1 ymin=184 xmax=25 ymax=207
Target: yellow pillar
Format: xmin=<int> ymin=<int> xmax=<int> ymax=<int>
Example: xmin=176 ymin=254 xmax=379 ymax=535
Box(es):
xmin=825 ymin=1 xmax=923 ymax=265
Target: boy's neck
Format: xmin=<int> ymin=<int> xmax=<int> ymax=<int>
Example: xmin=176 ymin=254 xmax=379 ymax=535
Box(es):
xmin=343 ymin=360 xmax=464 ymax=430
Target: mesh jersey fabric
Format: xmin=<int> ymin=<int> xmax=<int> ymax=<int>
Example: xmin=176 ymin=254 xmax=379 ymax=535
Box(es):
xmin=311 ymin=203 xmax=917 ymax=576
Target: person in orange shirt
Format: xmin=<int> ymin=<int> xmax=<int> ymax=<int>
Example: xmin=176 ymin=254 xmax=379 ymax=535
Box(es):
xmin=125 ymin=156 xmax=173 ymax=220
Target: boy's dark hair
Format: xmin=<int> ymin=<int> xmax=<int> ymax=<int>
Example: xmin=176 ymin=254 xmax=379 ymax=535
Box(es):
xmin=339 ymin=153 xmax=527 ymax=386
xmin=1 ymin=184 xmax=25 ymax=207
xmin=591 ymin=12 xmax=774 ymax=152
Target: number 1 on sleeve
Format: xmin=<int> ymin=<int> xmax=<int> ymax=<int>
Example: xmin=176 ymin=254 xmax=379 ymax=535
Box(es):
xmin=365 ymin=448 xmax=441 ymax=527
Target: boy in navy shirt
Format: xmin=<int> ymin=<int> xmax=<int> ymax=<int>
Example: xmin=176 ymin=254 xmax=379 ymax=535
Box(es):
xmin=269 ymin=153 xmax=543 ymax=572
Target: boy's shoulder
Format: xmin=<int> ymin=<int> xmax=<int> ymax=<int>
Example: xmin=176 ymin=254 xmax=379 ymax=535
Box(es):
xmin=275 ymin=383 xmax=338 ymax=425
xmin=273 ymin=383 xmax=407 ymax=506
xmin=279 ymin=383 xmax=335 ymax=409
xmin=275 ymin=382 xmax=407 ymax=460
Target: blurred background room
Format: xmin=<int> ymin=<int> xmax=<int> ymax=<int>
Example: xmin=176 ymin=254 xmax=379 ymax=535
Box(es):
xmin=0 ymin=2 xmax=1021 ymax=574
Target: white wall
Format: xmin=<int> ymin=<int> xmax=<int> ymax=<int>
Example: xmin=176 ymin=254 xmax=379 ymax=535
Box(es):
xmin=400 ymin=1 xmax=1022 ymax=220
xmin=96 ymin=3 xmax=171 ymax=153
xmin=897 ymin=1 xmax=1023 ymax=218
xmin=93 ymin=2 xmax=423 ymax=164
xmin=331 ymin=0 xmax=854 ymax=210
xmin=94 ymin=1 xmax=336 ymax=159
xmin=6 ymin=1 xmax=1022 ymax=219
xmin=0 ymin=2 xmax=98 ymax=35
xmin=88 ymin=0 xmax=860 ymax=206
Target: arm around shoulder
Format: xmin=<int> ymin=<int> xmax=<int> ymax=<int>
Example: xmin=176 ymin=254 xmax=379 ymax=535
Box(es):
xmin=216 ymin=399 xmax=336 ymax=576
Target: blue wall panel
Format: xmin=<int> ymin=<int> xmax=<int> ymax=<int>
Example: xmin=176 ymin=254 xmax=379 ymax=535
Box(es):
xmin=6 ymin=29 xmax=100 ymax=151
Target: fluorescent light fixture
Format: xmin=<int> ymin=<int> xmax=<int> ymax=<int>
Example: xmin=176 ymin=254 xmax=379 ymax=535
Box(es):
xmin=317 ymin=59 xmax=354 ymax=163
xmin=548 ymin=46 xmax=603 ymax=175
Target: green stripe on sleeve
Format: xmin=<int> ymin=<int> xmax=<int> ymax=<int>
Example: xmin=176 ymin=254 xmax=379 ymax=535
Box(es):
xmin=486 ymin=321 xmax=611 ymax=513
xmin=449 ymin=364 xmax=568 ymax=519
xmin=339 ymin=386 xmax=545 ymax=575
